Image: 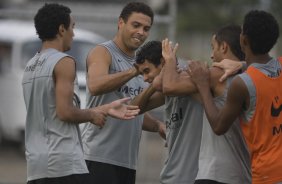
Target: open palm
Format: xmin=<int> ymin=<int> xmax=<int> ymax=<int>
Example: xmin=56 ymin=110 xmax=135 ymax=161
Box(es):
xmin=108 ymin=97 xmax=140 ymax=120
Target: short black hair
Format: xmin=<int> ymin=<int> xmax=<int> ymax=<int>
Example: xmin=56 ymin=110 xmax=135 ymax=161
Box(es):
xmin=136 ymin=41 xmax=162 ymax=67
xmin=119 ymin=2 xmax=154 ymax=25
xmin=34 ymin=3 xmax=71 ymax=41
xmin=215 ymin=24 xmax=245 ymax=60
xmin=242 ymin=10 xmax=279 ymax=54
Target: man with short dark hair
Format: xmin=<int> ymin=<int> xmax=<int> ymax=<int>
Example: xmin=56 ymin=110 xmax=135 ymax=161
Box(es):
xmin=132 ymin=24 xmax=251 ymax=183
xmin=81 ymin=2 xmax=164 ymax=184
xmin=189 ymin=10 xmax=282 ymax=184
xmin=22 ymin=3 xmax=139 ymax=184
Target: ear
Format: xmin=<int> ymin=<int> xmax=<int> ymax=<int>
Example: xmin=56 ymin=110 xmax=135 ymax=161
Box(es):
xmin=240 ymin=34 xmax=248 ymax=47
xmin=118 ymin=17 xmax=124 ymax=30
xmin=58 ymin=24 xmax=65 ymax=36
xmin=221 ymin=41 xmax=228 ymax=54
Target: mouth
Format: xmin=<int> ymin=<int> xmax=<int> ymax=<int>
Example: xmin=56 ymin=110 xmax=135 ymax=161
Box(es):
xmin=133 ymin=37 xmax=143 ymax=44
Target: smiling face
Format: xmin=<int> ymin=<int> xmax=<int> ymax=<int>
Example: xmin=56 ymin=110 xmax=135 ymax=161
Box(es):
xmin=118 ymin=12 xmax=152 ymax=52
xmin=137 ymin=59 xmax=163 ymax=83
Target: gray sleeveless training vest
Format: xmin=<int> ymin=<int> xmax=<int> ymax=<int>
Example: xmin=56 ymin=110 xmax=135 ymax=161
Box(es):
xmin=81 ymin=40 xmax=146 ymax=169
xmin=160 ymin=96 xmax=203 ymax=184
xmin=22 ymin=48 xmax=87 ymax=181
xmin=196 ymin=77 xmax=251 ymax=184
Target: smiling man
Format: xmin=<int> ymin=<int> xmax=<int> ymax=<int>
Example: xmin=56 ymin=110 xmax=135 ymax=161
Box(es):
xmin=81 ymin=2 xmax=164 ymax=184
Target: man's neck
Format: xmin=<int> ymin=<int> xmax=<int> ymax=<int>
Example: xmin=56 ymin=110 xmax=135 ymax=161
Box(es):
xmin=41 ymin=40 xmax=62 ymax=52
xmin=113 ymin=37 xmax=135 ymax=57
xmin=245 ymin=54 xmax=271 ymax=66
xmin=225 ymin=53 xmax=240 ymax=62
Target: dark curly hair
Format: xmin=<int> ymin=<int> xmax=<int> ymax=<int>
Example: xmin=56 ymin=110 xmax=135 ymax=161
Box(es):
xmin=34 ymin=3 xmax=71 ymax=41
xmin=136 ymin=41 xmax=162 ymax=67
xmin=242 ymin=10 xmax=279 ymax=54
xmin=215 ymin=24 xmax=245 ymax=61
xmin=119 ymin=2 xmax=154 ymax=25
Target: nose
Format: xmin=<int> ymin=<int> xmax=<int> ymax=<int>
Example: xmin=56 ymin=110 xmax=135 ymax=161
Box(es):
xmin=137 ymin=27 xmax=145 ymax=35
xmin=210 ymin=54 xmax=214 ymax=60
xmin=143 ymin=75 xmax=149 ymax=83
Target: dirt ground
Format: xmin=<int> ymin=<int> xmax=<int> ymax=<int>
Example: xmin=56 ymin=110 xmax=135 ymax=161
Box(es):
xmin=0 ymin=131 xmax=166 ymax=184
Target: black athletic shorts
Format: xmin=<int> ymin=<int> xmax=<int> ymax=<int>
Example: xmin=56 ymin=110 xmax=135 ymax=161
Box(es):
xmin=85 ymin=160 xmax=136 ymax=184
xmin=27 ymin=173 xmax=92 ymax=184
xmin=195 ymin=179 xmax=227 ymax=184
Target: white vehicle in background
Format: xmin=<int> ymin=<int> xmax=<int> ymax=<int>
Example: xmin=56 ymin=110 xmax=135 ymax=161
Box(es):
xmin=0 ymin=19 xmax=105 ymax=150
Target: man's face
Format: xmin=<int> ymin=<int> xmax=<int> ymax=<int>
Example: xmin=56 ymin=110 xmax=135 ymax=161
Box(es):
xmin=137 ymin=59 xmax=162 ymax=83
xmin=119 ymin=12 xmax=152 ymax=51
xmin=63 ymin=16 xmax=75 ymax=52
xmin=210 ymin=34 xmax=223 ymax=63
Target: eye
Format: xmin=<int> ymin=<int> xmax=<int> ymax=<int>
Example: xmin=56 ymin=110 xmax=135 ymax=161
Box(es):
xmin=144 ymin=26 xmax=151 ymax=32
xmin=143 ymin=68 xmax=150 ymax=74
xmin=132 ymin=22 xmax=140 ymax=28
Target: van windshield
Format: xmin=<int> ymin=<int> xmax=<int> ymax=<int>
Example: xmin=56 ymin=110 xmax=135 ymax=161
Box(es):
xmin=21 ymin=40 xmax=96 ymax=72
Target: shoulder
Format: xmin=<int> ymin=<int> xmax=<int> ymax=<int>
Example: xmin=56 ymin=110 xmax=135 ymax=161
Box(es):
xmin=56 ymin=56 xmax=76 ymax=69
xmin=229 ymin=75 xmax=249 ymax=97
xmin=210 ymin=66 xmax=224 ymax=82
xmin=209 ymin=66 xmax=224 ymax=93
xmin=54 ymin=56 xmax=76 ymax=79
xmin=43 ymin=50 xmax=75 ymax=70
xmin=87 ymin=44 xmax=112 ymax=66
xmin=88 ymin=44 xmax=110 ymax=56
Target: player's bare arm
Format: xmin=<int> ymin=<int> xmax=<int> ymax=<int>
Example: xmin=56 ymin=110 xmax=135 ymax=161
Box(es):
xmin=161 ymin=38 xmax=204 ymax=96
xmin=87 ymin=45 xmax=139 ymax=96
xmin=54 ymin=57 xmax=106 ymax=126
xmin=189 ymin=61 xmax=248 ymax=135
xmin=131 ymin=84 xmax=165 ymax=114
xmin=143 ymin=113 xmax=166 ymax=140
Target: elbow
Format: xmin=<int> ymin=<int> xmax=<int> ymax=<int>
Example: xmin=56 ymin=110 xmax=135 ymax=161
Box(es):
xmin=162 ymin=85 xmax=174 ymax=96
xmin=56 ymin=109 xmax=72 ymax=122
xmin=88 ymin=85 xmax=103 ymax=96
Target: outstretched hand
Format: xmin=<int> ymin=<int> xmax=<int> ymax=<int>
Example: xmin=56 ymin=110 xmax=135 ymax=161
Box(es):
xmin=162 ymin=38 xmax=178 ymax=63
xmin=212 ymin=59 xmax=243 ymax=82
xmin=108 ymin=97 xmax=140 ymax=120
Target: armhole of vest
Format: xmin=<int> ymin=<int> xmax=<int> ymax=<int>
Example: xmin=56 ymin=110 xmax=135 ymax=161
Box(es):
xmin=51 ymin=54 xmax=74 ymax=75
xmin=101 ymin=44 xmax=114 ymax=68
xmin=239 ymin=73 xmax=257 ymax=124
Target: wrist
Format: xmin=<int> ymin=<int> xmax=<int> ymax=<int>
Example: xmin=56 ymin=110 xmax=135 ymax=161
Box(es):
xmin=196 ymin=82 xmax=210 ymax=93
xmin=100 ymin=104 xmax=110 ymax=116
xmin=165 ymin=57 xmax=176 ymax=65
xmin=133 ymin=63 xmax=140 ymax=76
xmin=129 ymin=67 xmax=139 ymax=77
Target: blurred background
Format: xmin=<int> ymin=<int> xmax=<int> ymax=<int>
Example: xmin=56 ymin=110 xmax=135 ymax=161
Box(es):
xmin=0 ymin=0 xmax=281 ymax=183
